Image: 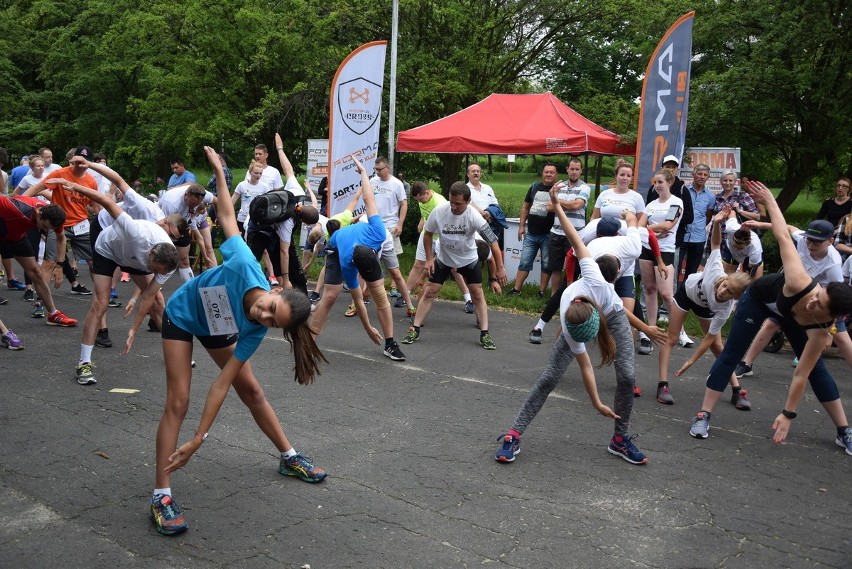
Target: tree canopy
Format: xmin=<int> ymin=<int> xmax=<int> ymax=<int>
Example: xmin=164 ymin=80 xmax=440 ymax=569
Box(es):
xmin=0 ymin=0 xmax=848 ymax=206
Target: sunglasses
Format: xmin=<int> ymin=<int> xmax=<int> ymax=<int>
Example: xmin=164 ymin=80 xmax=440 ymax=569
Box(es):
xmin=805 ymin=237 xmax=827 ymax=245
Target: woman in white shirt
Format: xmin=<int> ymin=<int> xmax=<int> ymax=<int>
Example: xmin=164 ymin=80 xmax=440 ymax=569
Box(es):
xmin=638 ymin=168 xmax=683 ymax=374
xmin=592 ymin=162 xmax=646 ymax=223
xmin=232 ymin=161 xmax=266 ymax=234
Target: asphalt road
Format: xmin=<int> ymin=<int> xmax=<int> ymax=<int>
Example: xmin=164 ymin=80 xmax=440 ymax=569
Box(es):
xmin=1 ymin=279 xmax=850 ymax=568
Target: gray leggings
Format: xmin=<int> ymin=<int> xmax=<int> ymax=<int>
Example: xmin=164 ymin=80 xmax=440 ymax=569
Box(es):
xmin=511 ymin=308 xmax=636 ymax=437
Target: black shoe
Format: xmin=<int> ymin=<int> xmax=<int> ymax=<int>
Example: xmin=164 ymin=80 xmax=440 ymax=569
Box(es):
xmin=96 ymin=328 xmax=113 ymax=348
xmin=508 ymin=289 xmax=521 ymax=296
xmin=71 ymin=283 xmax=92 ymax=295
xmin=22 ymin=289 xmax=35 ymax=302
xmin=148 ymin=319 xmax=160 ymax=333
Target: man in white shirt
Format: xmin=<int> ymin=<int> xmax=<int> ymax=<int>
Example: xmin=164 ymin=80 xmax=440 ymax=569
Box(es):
xmin=246 ymin=143 xmax=284 ymax=193
xmin=401 ymin=182 xmax=508 ymax=350
xmin=158 ymin=183 xmax=216 ymax=282
xmin=371 ymin=156 xmax=407 ymax=255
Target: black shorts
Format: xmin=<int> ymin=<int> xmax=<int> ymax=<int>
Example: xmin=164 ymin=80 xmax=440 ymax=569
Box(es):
xmin=352 ymin=245 xmax=383 ymax=282
xmin=90 ymin=217 xmax=151 ymax=278
xmin=640 ymin=247 xmax=675 ymax=266
xmin=161 ymin=311 xmax=238 ymax=349
xmin=673 ymin=284 xmax=715 ymax=320
xmin=0 ymin=230 xmax=39 ymax=258
xmin=546 ymin=233 xmax=571 ymax=273
xmin=429 ymin=258 xmax=482 ymax=285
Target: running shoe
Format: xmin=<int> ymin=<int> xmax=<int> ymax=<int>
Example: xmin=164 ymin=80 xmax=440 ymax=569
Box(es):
xmin=108 ymin=298 xmax=122 ymax=308
xmin=678 ymin=330 xmax=694 ymax=348
xmin=495 ymin=434 xmax=521 ymax=463
xmin=383 ymin=340 xmax=406 ymax=361
xmin=792 ymin=357 xmax=799 ymax=367
xmin=47 ymin=310 xmax=77 ymax=326
xmin=6 ymin=278 xmax=26 ymax=290
xmin=528 ymin=328 xmax=542 ymax=344
xmin=150 ymin=494 xmax=188 ymax=536
xmin=401 ymin=327 xmax=420 ymax=344
xmin=0 ymin=297 xmax=7 ymax=305
xmin=480 ymin=332 xmax=496 ymax=350
xmin=607 ymin=434 xmax=649 ymax=465
xmin=393 ymin=296 xmax=407 ymax=308
xmin=464 ymin=300 xmax=474 ymax=313
xmin=734 ymin=361 xmax=753 ymax=378
xmin=633 ymin=385 xmax=642 ymax=397
xmin=507 ymin=289 xmax=521 ymax=296
xmin=637 ymin=336 xmax=652 ymax=355
xmin=71 ymin=283 xmax=92 ymax=295
xmin=1 ymin=330 xmax=24 ymax=350
xmin=268 ymin=276 xmax=278 ymax=286
xmin=389 ymin=287 xmax=400 ymax=298
xmin=309 ymin=291 xmax=321 ymax=303
xmin=537 ymin=290 xmax=546 ymax=298
xmin=656 ymin=384 xmax=674 ymax=405
xmin=75 ymin=362 xmax=96 ymax=385
xmin=731 ymin=389 xmax=751 ymax=410
xmin=836 ymin=428 xmax=852 ymax=456
xmin=657 ymin=313 xmax=669 ymax=325
xmin=344 ymin=303 xmax=357 ymax=317
xmin=279 ymin=453 xmax=327 ymax=483
xmin=148 ymin=318 xmax=160 ymax=332
xmin=689 ymin=412 xmax=710 ymax=439
xmin=32 ymin=301 xmax=45 ymax=318
xmin=406 ymin=307 xmax=416 ymax=319
xmin=96 ymin=328 xmax=113 ymax=348
xmin=120 ymin=272 xmax=130 ymax=282
xmin=22 ymin=289 xmax=35 ymax=302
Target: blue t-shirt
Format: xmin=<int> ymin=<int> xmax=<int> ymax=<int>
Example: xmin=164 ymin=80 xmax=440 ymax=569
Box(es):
xmin=165 ymin=235 xmax=269 ymax=362
xmin=9 ymin=165 xmax=30 ymax=190
xmin=167 ymin=170 xmax=197 ymax=188
xmin=328 ymin=214 xmax=386 ymax=289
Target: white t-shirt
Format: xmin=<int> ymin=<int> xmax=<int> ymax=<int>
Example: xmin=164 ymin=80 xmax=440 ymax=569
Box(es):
xmin=580 ymin=220 xmax=653 ymax=276
xmin=684 ymin=249 xmax=735 ymax=335
xmin=586 ymin=227 xmax=642 ymax=279
xmin=233 ymin=180 xmax=268 ymax=222
xmin=43 ymin=163 xmax=62 ymax=175
xmin=98 ymin=188 xmax=164 ymax=229
xmin=723 ymin=218 xmax=763 ymax=266
xmin=644 ymin=195 xmax=684 ymax=253
xmin=245 ymin=165 xmax=284 ymax=194
xmin=842 ymin=256 xmax=852 ymax=285
xmin=560 ymin=257 xmax=624 ymax=355
xmin=594 ymin=189 xmax=645 ymax=219
xmin=15 ymin=174 xmax=47 ymax=201
xmin=423 ymin=202 xmax=490 ymax=268
xmin=467 ymin=182 xmax=498 ymax=212
xmin=370 ymin=175 xmax=407 ymax=230
xmin=792 ymin=231 xmax=843 ymax=285
xmin=94 ymin=213 xmax=175 ymax=284
xmin=158 ymin=184 xmax=215 ymax=230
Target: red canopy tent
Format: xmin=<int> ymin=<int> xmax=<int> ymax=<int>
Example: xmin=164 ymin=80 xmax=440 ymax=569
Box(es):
xmin=396 ymin=92 xmax=634 ymax=155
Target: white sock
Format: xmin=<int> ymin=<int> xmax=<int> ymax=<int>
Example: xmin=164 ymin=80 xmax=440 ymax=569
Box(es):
xmin=153 ymin=487 xmax=171 ymax=501
xmin=536 ymin=319 xmax=547 ymax=331
xmin=79 ymin=344 xmax=94 ymax=364
xmin=179 ymin=267 xmax=194 ymax=282
xmin=282 ymin=448 xmax=298 ymax=458
xmin=463 ymin=292 xmax=472 ymax=302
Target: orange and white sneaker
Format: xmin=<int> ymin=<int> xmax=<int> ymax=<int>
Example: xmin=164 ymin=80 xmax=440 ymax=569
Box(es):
xmin=47 ymin=310 xmax=78 ymax=327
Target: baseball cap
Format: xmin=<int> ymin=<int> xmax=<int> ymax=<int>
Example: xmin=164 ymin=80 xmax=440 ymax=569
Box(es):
xmin=596 ymin=216 xmax=621 ymax=237
xmin=73 ymin=146 xmax=94 ymax=160
xmin=662 ymin=155 xmax=680 ymax=166
xmin=804 ymin=220 xmax=835 ymax=241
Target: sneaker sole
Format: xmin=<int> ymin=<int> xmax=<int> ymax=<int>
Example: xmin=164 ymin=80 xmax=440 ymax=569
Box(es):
xmin=835 ymin=439 xmax=852 ymax=456
xmin=76 ymin=377 xmax=97 ymax=385
xmin=96 ymin=341 xmax=113 ymax=348
xmin=71 ymin=291 xmax=93 ymax=295
xmin=495 ymin=453 xmax=518 ymax=463
xmin=481 ymin=344 xmax=496 ymax=350
xmin=46 ymin=320 xmax=76 ymax=327
xmin=656 ymin=397 xmax=674 ymax=405
xmin=278 ymin=467 xmax=328 ymax=483
xmin=4 ymin=344 xmax=24 ymax=350
xmin=383 ymin=351 xmax=405 ymax=362
xmin=734 ymin=371 xmax=753 ymax=378
xmin=607 ymin=446 xmax=649 ymax=465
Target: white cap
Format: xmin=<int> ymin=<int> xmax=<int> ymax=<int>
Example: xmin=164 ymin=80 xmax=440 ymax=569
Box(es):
xmin=662 ymin=154 xmax=680 ymax=166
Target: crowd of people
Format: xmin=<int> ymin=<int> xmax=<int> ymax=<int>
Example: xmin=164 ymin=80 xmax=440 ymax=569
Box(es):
xmin=1 ymin=142 xmax=851 ymax=537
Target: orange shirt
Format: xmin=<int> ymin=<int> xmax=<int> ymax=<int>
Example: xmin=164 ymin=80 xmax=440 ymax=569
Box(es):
xmin=44 ymin=166 xmax=97 ymax=226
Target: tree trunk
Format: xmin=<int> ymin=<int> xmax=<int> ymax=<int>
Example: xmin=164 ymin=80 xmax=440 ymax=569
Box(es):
xmin=438 ymin=154 xmax=464 ymax=198
xmin=775 ymin=152 xmax=819 ymax=213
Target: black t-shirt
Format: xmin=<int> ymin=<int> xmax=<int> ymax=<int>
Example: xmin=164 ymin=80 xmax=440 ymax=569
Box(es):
xmin=816 ymin=198 xmax=852 ymax=228
xmin=524 ymin=182 xmax=555 ymax=235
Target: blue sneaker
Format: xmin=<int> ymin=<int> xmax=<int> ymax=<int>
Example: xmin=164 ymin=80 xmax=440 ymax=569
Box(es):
xmin=6 ymin=279 xmax=26 ymax=290
xmin=150 ymin=494 xmax=187 ymax=536
xmin=495 ymin=434 xmax=520 ymax=463
xmin=389 ymin=287 xmax=401 ymax=298
xmin=464 ymin=300 xmax=474 ymax=313
xmin=607 ymin=434 xmax=649 ymax=465
xmin=836 ymin=427 xmax=852 ymax=456
xmin=279 ymin=453 xmax=327 ymax=483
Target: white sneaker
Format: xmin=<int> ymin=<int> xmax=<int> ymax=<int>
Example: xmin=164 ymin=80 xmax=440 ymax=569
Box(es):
xmin=678 ymin=330 xmax=694 ymax=348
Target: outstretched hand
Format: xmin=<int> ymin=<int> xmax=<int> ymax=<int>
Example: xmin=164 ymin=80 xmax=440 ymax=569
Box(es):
xmin=744 ymin=180 xmax=774 ymax=205
xmin=352 ymin=156 xmax=364 ymax=175
xmin=595 ymin=403 xmax=621 ymax=420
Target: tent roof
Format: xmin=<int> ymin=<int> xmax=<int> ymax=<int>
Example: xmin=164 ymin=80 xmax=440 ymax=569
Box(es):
xmin=396 ymin=92 xmax=634 ymax=156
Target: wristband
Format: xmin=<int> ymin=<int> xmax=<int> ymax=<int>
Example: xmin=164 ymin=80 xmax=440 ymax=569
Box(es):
xmin=489 ymin=278 xmax=498 ymax=283
xmin=781 ymin=409 xmax=797 ymax=419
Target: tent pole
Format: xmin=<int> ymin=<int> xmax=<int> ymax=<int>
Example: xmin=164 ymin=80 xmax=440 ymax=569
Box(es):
xmin=387 ymin=0 xmax=399 ymax=171
xmin=594 ymin=156 xmax=603 ymax=200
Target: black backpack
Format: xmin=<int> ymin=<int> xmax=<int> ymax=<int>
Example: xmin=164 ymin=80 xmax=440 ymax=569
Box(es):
xmin=249 ymin=190 xmax=294 ymax=229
